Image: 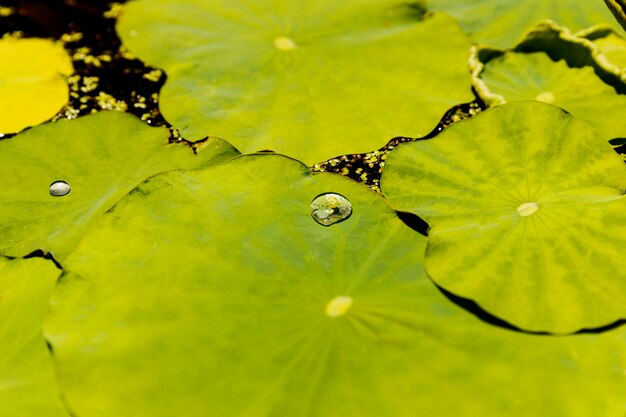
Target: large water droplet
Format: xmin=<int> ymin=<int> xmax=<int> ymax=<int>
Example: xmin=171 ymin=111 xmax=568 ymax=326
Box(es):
xmin=310 ymin=193 xmax=352 ymax=226
xmin=49 ymin=180 xmax=70 ymax=197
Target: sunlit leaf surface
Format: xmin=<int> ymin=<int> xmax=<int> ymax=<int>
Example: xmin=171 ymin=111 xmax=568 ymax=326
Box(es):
xmin=382 ymin=102 xmax=626 ymax=333
xmin=117 ymin=0 xmax=474 ymax=164
xmin=0 ymin=257 xmax=68 ymax=417
xmin=45 ymin=154 xmax=626 ymax=416
xmin=0 ymin=38 xmax=73 ymax=134
xmin=0 ymin=111 xmax=238 ymax=260
xmin=476 ymin=51 xmax=626 ymax=140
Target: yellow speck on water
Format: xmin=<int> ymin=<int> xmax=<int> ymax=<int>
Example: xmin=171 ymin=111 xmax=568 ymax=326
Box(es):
xmin=326 ymin=296 xmax=353 ymax=317
xmin=517 ymin=202 xmax=538 ymax=217
xmin=143 ymin=69 xmax=163 ymax=82
xmin=104 ymin=2 xmax=124 ymax=19
xmin=535 ymin=91 xmax=555 ymax=103
xmin=274 ymin=36 xmax=297 ymax=51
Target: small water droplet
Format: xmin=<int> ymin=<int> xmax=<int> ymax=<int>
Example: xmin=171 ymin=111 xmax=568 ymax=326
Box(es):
xmin=326 ymin=296 xmax=353 ymax=317
xmin=517 ymin=202 xmax=538 ymax=217
xmin=49 ymin=181 xmax=70 ymax=197
xmin=274 ymin=36 xmax=297 ymax=51
xmin=310 ymin=193 xmax=352 ymax=226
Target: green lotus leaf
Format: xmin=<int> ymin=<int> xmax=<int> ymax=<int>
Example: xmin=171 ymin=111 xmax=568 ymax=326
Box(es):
xmin=592 ymin=32 xmax=626 ymax=67
xmin=0 ymin=257 xmax=68 ymax=417
xmin=473 ymin=50 xmax=626 ymax=140
xmin=0 ymin=37 xmax=73 ymax=134
xmin=381 ymin=101 xmax=626 ymax=332
xmin=0 ymin=111 xmax=238 ymax=260
xmin=471 ymin=21 xmax=626 ymax=91
xmin=116 ymin=0 xmax=474 ymax=165
xmin=45 ymin=154 xmax=626 ymax=416
xmin=428 ymin=0 xmax=621 ymax=48
xmin=578 ymin=26 xmax=626 ymax=71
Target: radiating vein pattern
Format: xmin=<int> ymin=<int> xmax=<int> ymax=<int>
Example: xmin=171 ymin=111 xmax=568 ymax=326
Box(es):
xmin=381 ymin=101 xmax=626 ymax=333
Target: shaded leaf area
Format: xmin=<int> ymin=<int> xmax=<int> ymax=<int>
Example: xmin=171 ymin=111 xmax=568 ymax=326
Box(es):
xmin=0 ymin=111 xmax=238 ymax=261
xmin=428 ymin=0 xmax=621 ymax=48
xmin=381 ymin=102 xmax=626 ymax=333
xmin=0 ymin=257 xmax=68 ymax=417
xmin=117 ymin=0 xmax=474 ymax=164
xmin=0 ymin=37 xmax=72 ymax=134
xmin=45 ymin=154 xmax=626 ymax=417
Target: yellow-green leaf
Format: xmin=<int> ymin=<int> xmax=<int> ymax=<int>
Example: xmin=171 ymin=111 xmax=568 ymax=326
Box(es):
xmin=381 ymin=101 xmax=626 ymax=333
xmin=0 ymin=38 xmax=73 ymax=134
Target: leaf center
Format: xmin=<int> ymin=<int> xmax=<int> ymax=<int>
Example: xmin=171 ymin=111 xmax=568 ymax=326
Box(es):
xmin=517 ymin=202 xmax=538 ymax=217
xmin=273 ymin=36 xmax=297 ymax=51
xmin=326 ymin=296 xmax=353 ymax=317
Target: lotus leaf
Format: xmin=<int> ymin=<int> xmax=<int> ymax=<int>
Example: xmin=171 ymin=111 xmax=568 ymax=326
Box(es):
xmin=469 ymin=21 xmax=626 ymax=94
xmin=0 ymin=111 xmax=238 ymax=260
xmin=588 ymin=29 xmax=626 ymax=69
xmin=428 ymin=0 xmax=620 ymax=48
xmin=475 ymin=51 xmax=626 ymax=140
xmin=0 ymin=38 xmax=73 ymax=134
xmin=45 ymin=154 xmax=626 ymax=416
xmin=381 ymin=101 xmax=626 ymax=333
xmin=116 ymin=0 xmax=474 ymax=164
xmin=0 ymin=257 xmax=68 ymax=417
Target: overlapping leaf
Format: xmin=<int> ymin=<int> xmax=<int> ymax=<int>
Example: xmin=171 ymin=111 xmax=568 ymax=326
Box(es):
xmin=0 ymin=38 xmax=73 ymax=134
xmin=45 ymin=154 xmax=626 ymax=417
xmin=0 ymin=257 xmax=68 ymax=417
xmin=475 ymin=51 xmax=626 ymax=140
xmin=117 ymin=0 xmax=474 ymax=164
xmin=381 ymin=102 xmax=626 ymax=333
xmin=428 ymin=0 xmax=620 ymax=48
xmin=0 ymin=111 xmax=238 ymax=260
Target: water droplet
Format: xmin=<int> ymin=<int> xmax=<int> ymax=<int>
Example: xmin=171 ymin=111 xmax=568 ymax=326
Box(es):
xmin=310 ymin=193 xmax=352 ymax=226
xmin=517 ymin=202 xmax=538 ymax=217
xmin=326 ymin=296 xmax=353 ymax=317
xmin=535 ymin=91 xmax=555 ymax=104
xmin=274 ymin=36 xmax=297 ymax=51
xmin=49 ymin=181 xmax=70 ymax=197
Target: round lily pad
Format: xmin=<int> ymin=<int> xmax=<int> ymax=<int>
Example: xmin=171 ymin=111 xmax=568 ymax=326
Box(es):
xmin=116 ymin=0 xmax=474 ymax=164
xmin=476 ymin=51 xmax=626 ymax=140
xmin=45 ymin=154 xmax=626 ymax=416
xmin=381 ymin=101 xmax=626 ymax=333
xmin=0 ymin=38 xmax=73 ymax=134
xmin=0 ymin=257 xmax=68 ymax=417
xmin=0 ymin=111 xmax=238 ymax=260
xmin=428 ymin=0 xmax=621 ymax=48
